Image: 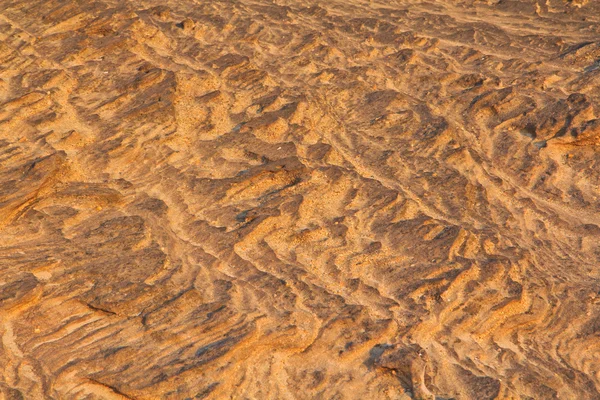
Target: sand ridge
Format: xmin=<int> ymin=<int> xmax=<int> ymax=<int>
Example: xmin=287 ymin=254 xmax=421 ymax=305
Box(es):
xmin=1 ymin=0 xmax=600 ymax=398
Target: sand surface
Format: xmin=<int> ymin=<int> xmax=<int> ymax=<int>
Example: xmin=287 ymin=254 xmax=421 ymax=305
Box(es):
xmin=1 ymin=0 xmax=600 ymax=398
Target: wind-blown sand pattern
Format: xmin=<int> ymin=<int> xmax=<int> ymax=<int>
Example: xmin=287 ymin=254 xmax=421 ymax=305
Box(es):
xmin=1 ymin=0 xmax=600 ymax=398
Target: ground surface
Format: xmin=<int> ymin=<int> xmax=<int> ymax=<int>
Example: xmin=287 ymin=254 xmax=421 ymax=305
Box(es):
xmin=1 ymin=0 xmax=600 ymax=399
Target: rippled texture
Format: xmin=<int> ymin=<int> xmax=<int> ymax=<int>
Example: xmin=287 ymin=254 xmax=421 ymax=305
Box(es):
xmin=1 ymin=0 xmax=600 ymax=398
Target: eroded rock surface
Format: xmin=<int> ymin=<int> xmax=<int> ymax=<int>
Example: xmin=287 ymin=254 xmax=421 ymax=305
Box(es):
xmin=1 ymin=0 xmax=600 ymax=398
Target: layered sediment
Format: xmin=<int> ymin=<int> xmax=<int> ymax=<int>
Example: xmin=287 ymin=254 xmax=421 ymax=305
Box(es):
xmin=1 ymin=0 xmax=600 ymax=398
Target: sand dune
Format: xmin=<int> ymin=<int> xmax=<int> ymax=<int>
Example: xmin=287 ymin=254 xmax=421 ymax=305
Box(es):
xmin=1 ymin=0 xmax=600 ymax=398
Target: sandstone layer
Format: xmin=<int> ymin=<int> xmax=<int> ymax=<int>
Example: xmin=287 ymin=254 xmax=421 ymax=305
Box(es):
xmin=1 ymin=0 xmax=600 ymax=399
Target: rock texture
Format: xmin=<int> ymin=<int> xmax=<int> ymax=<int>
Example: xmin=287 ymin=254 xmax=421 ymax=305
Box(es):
xmin=1 ymin=0 xmax=600 ymax=398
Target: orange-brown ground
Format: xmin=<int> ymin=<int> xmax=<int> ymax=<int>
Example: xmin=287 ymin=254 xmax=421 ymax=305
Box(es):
xmin=1 ymin=0 xmax=600 ymax=399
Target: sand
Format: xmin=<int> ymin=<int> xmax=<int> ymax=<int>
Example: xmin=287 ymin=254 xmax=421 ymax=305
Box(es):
xmin=1 ymin=0 xmax=600 ymax=398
